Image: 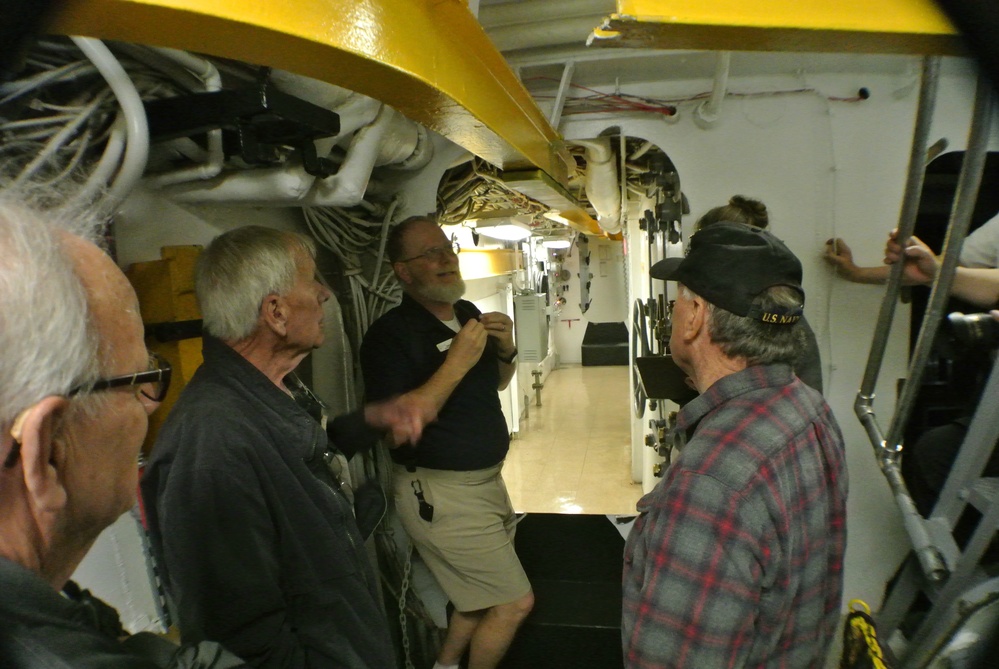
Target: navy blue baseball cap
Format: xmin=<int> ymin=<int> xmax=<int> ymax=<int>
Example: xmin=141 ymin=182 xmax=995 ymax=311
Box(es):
xmin=650 ymin=222 xmax=804 ymax=324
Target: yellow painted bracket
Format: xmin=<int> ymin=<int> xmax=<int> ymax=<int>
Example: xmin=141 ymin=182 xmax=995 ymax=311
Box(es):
xmin=126 ymin=245 xmax=204 ymax=456
xmin=595 ymin=0 xmax=961 ymax=55
xmin=48 ymin=0 xmax=568 ymax=181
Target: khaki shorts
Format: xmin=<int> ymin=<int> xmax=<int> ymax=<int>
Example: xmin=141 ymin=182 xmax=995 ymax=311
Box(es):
xmin=393 ymin=463 xmax=531 ymax=612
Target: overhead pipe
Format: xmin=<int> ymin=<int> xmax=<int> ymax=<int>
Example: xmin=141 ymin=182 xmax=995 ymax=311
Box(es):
xmin=275 ymin=72 xmax=434 ymax=170
xmin=572 ymin=137 xmax=621 ymax=235
xmin=166 ymin=103 xmax=415 ymax=207
xmin=303 ymin=104 xmax=397 ymax=206
xmin=549 ymin=61 xmax=576 ymax=128
xmin=374 ymin=117 xmax=433 ymax=171
xmin=166 ymin=164 xmax=317 ymax=204
xmin=158 ymin=63 xmax=433 ymax=206
xmin=144 ymin=47 xmax=224 ymax=188
xmin=693 ymin=51 xmax=731 ymax=129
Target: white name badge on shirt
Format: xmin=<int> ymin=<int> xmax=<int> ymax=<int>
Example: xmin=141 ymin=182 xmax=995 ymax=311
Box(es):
xmin=437 ymin=338 xmax=453 ymax=352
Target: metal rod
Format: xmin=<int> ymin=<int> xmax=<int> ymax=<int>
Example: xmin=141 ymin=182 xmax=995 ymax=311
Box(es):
xmin=861 ymin=64 xmax=995 ymax=636
xmin=531 ymin=369 xmax=543 ymax=407
xmin=885 ymin=70 xmax=994 ymax=452
xmin=856 ymin=56 xmax=940 ymax=419
xmin=854 ymin=56 xmax=942 ymax=579
xmin=932 ymin=341 xmax=999 ymax=526
xmin=549 ymin=60 xmax=575 ymax=128
xmin=904 ymin=455 xmax=999 ymax=667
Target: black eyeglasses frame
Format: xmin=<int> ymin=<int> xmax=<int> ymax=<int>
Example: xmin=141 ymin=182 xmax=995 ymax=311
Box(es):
xmin=397 ymin=241 xmax=461 ymax=264
xmin=68 ymin=352 xmax=173 ymax=403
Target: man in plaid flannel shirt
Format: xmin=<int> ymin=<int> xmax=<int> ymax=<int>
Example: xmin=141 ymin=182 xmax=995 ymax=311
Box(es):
xmin=622 ymin=222 xmax=848 ymax=668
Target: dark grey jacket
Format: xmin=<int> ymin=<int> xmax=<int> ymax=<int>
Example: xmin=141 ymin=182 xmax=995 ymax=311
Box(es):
xmin=142 ymin=336 xmax=394 ymax=669
xmin=0 ymin=558 xmax=245 ymax=669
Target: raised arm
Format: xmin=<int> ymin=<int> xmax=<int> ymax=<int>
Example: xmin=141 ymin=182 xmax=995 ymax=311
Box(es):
xmin=884 ymin=230 xmax=999 ymax=307
xmin=824 ymin=238 xmax=891 ymax=284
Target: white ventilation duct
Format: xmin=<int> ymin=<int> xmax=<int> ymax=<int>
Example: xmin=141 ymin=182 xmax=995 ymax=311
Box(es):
xmin=163 ymin=164 xmax=315 ymax=204
xmin=303 ymin=104 xmax=396 ymax=206
xmin=572 ymin=137 xmax=621 ymax=235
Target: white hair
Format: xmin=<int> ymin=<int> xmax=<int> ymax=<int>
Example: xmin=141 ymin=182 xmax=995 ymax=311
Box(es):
xmin=196 ymin=226 xmax=317 ymax=342
xmin=0 ymin=197 xmax=100 ymax=427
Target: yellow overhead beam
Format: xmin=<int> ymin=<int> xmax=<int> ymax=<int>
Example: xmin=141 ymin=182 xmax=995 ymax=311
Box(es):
xmin=598 ymin=0 xmax=962 ymax=54
xmin=48 ymin=0 xmax=567 ymax=180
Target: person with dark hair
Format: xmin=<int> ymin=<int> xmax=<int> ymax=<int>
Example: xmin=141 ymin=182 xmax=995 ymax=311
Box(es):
xmin=695 ymin=194 xmax=769 ymax=231
xmin=622 ymin=222 xmax=848 ymax=668
xmin=360 ymin=215 xmax=533 ymax=669
xmin=142 ymin=225 xmax=426 ymax=668
xmin=693 ymin=195 xmax=824 ymax=393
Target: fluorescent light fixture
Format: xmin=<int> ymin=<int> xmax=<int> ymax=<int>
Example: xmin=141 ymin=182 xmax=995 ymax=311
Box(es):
xmin=470 ymin=213 xmax=533 ymax=242
xmin=478 ymin=224 xmax=532 ymax=241
xmin=542 ymin=239 xmax=571 ymax=249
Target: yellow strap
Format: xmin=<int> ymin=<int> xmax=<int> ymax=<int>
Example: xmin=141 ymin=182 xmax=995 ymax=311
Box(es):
xmin=846 ymin=600 xmax=888 ymax=669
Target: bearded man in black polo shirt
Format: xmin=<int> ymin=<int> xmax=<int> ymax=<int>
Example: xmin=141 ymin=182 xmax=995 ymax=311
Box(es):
xmin=360 ymin=215 xmax=533 ymax=669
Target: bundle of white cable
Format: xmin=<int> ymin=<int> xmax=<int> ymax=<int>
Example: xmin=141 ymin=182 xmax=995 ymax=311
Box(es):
xmin=303 ymin=201 xmax=402 ymax=347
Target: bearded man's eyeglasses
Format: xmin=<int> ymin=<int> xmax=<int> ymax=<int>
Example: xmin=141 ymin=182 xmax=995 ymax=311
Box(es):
xmin=398 ymin=241 xmax=461 ymax=263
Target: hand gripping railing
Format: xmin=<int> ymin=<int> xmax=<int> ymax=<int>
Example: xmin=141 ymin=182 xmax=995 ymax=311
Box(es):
xmin=855 ymin=59 xmax=994 ymax=584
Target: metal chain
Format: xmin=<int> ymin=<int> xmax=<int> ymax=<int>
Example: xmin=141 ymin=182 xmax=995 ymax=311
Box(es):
xmin=397 ymin=543 xmax=415 ymax=669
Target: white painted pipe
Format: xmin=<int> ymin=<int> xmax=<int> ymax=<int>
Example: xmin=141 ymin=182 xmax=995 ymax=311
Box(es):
xmin=166 ymin=165 xmax=316 ymax=204
xmin=304 ymin=104 xmax=396 ymax=206
xmin=693 ymin=51 xmax=731 ymax=129
xmin=375 ymin=116 xmax=433 ymax=170
xmin=144 ymin=47 xmax=224 ymax=187
xmin=573 ymin=137 xmax=621 ymax=235
xmin=270 ymin=70 xmax=354 ymax=110
xmin=163 ymin=74 xmax=429 ymax=205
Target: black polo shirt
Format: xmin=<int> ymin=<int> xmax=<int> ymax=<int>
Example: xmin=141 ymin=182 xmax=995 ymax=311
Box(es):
xmin=360 ymin=294 xmax=509 ymax=471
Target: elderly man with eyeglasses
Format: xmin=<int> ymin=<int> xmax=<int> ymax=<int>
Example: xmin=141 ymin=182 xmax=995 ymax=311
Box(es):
xmin=360 ymin=215 xmax=533 ymax=669
xmin=0 ymin=198 xmax=244 ymax=668
xmin=142 ymin=225 xmax=428 ymax=669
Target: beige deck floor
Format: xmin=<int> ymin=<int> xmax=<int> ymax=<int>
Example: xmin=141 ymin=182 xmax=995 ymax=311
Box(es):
xmin=503 ymin=364 xmax=643 ymax=515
